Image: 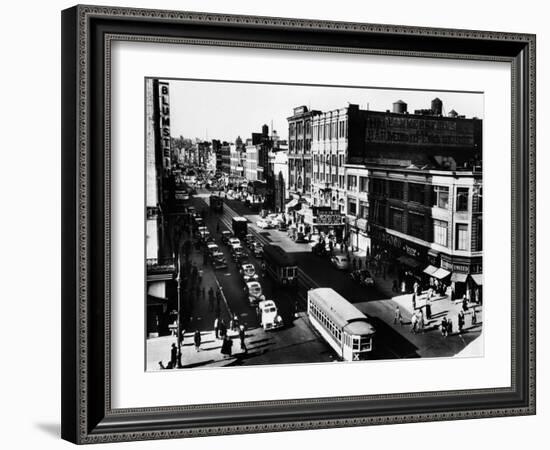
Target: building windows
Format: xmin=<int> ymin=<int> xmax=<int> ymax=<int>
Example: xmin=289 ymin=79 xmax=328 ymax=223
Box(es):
xmin=389 ymin=180 xmax=404 ymax=200
xmin=476 ymin=216 xmax=483 ymax=251
xmin=433 ymin=185 xmax=449 ymax=209
xmin=359 ymin=201 xmax=369 ymax=219
xmin=339 ymin=154 xmax=344 ymax=167
xmin=325 ymin=123 xmax=330 ymax=140
xmin=456 ymin=187 xmax=469 ymax=211
xmin=371 ymin=178 xmax=385 ymax=196
xmin=339 ymin=175 xmax=345 ymax=189
xmin=347 ymin=175 xmax=358 ymax=191
xmin=476 ymin=187 xmax=483 ymax=212
xmin=433 ymin=219 xmax=448 ymax=247
xmin=359 ymin=177 xmax=368 ymax=193
xmin=455 ymin=223 xmax=469 ymax=250
xmin=348 ymin=198 xmax=357 ymax=215
xmin=408 ymin=212 xmax=425 ymax=240
xmin=408 ymin=183 xmax=425 ymax=204
xmin=389 ymin=207 xmax=403 ymax=232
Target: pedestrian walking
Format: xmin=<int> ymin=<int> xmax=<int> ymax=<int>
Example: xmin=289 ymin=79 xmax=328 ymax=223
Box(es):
xmin=458 ymin=310 xmax=465 ymax=333
xmin=394 ymin=306 xmax=403 ymax=325
xmin=239 ymin=324 xmax=247 ymax=353
xmin=471 ymin=308 xmax=478 ymax=326
xmin=214 ymin=317 xmax=220 ymax=339
xmin=446 ymin=317 xmax=453 ymax=335
xmin=401 ymin=280 xmax=407 ymax=294
xmin=441 ymin=317 xmax=448 ymax=337
xmin=462 ymin=295 xmax=469 ymax=312
xmin=232 ymin=315 xmax=239 ymax=332
xmin=170 ymin=343 xmax=177 ymax=368
xmin=201 ymin=286 xmax=206 ymax=301
xmin=413 ymin=281 xmax=420 ymax=296
xmin=411 ymin=292 xmax=417 ymax=310
xmin=221 ymin=335 xmax=233 ymax=358
xmin=219 ymin=320 xmax=227 ymax=339
xmin=418 ymin=309 xmax=425 ymax=332
xmin=410 ymin=313 xmax=418 ymax=334
xmin=193 ymin=330 xmax=201 ymax=351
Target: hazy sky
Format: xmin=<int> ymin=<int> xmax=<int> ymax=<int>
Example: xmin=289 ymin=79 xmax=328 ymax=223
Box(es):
xmin=162 ymin=78 xmax=484 ymax=143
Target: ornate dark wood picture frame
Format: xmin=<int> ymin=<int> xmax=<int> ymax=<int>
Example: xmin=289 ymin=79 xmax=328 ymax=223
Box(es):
xmin=61 ymin=4 xmax=536 ymax=444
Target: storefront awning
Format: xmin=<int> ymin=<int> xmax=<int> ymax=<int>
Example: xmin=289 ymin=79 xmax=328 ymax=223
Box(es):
xmin=423 ymin=265 xmax=438 ymax=276
xmin=285 ymin=199 xmax=298 ymax=209
xmin=432 ymin=268 xmax=451 ymax=280
xmin=397 ymin=255 xmax=421 ymax=268
xmin=470 ymin=274 xmax=483 ymax=286
xmin=451 ymin=272 xmax=468 ymax=283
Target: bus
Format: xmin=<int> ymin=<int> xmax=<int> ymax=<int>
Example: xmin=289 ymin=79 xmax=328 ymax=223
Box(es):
xmin=262 ymin=244 xmax=297 ymax=286
xmin=307 ymin=288 xmax=375 ymax=361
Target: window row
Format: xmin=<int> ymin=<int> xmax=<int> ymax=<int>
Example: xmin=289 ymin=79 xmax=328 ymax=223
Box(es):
xmin=313 ymin=119 xmax=348 ymax=141
xmin=309 ymin=302 xmax=342 ymax=342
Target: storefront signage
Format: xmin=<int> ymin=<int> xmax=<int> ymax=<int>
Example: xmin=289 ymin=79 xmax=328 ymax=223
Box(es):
xmin=315 ymin=213 xmax=344 ymax=225
xmin=158 ymin=82 xmax=171 ymax=167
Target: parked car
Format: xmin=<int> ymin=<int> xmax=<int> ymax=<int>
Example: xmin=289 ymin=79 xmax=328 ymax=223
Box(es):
xmin=228 ymin=237 xmax=241 ymax=249
xmin=277 ymin=222 xmax=288 ymax=232
xmin=330 ymin=255 xmax=350 ymax=270
xmin=350 ymin=269 xmax=375 ymax=286
xmin=221 ymin=230 xmax=232 ymax=244
xmin=256 ymin=219 xmax=273 ymax=229
xmin=240 ymin=263 xmax=259 ymax=282
xmin=257 ymin=300 xmax=284 ymax=331
xmin=206 ymin=243 xmax=220 ymax=256
xmin=252 ymin=242 xmax=263 ymax=258
xmin=231 ymin=245 xmax=247 ymax=262
xmin=244 ymin=233 xmax=255 ymax=247
xmin=245 ymin=281 xmax=265 ymax=306
xmin=197 ymin=226 xmax=210 ymax=241
xmin=211 ymin=251 xmax=227 ymax=269
xmin=312 ymin=242 xmax=327 ymax=257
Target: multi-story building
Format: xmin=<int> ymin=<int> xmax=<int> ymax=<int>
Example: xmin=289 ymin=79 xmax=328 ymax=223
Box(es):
xmin=311 ymin=104 xmax=367 ymax=212
xmin=245 ymin=144 xmax=259 ymax=181
xmin=145 ymin=78 xmax=176 ymax=337
xmin=220 ymin=142 xmax=231 ymax=175
xmin=343 ymin=98 xmax=483 ymax=302
xmin=287 ymin=106 xmax=321 ymax=201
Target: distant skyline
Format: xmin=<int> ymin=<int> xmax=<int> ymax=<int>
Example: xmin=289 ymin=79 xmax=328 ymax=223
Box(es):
xmin=159 ymin=78 xmax=484 ymax=143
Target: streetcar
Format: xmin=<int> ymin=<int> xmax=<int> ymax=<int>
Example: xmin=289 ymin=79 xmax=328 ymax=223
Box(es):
xmin=307 ymin=288 xmax=376 ymax=361
xmin=262 ymin=244 xmax=297 ymax=286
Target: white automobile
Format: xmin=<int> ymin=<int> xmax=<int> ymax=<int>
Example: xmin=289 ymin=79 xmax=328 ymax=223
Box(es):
xmin=256 ymin=219 xmax=273 ymax=229
xmin=245 ymin=281 xmax=265 ymax=306
xmin=240 ymin=263 xmax=259 ymax=282
xmin=330 ymin=255 xmax=350 ymax=270
xmin=228 ymin=237 xmax=241 ymax=248
xmin=257 ymin=300 xmax=284 ymax=331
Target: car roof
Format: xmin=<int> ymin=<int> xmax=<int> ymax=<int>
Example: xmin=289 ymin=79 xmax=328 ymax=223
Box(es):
xmin=259 ymin=300 xmax=276 ymax=308
xmin=242 ymin=263 xmax=254 ymax=269
xmin=247 ymin=281 xmax=261 ymax=288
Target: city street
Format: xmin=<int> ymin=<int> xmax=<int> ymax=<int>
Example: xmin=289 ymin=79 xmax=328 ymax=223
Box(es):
xmin=147 ymin=189 xmax=483 ymax=370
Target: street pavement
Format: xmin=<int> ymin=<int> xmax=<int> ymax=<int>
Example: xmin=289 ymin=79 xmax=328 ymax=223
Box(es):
xmin=146 ymin=189 xmax=483 ymax=370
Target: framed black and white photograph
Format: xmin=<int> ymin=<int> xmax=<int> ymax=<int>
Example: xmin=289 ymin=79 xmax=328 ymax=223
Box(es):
xmin=61 ymin=5 xmax=536 ymax=444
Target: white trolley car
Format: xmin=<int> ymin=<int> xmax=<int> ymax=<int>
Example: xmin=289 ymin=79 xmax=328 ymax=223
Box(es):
xmin=307 ymin=288 xmax=376 ymax=361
